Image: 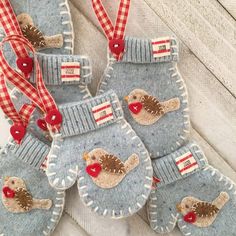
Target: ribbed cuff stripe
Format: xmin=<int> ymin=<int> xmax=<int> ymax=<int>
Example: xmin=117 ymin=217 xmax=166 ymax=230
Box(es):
xmin=120 ymin=36 xmax=178 ymax=63
xmin=59 ymin=90 xmax=124 ymax=137
xmin=30 ymin=53 xmax=92 ymax=85
xmin=152 ymin=141 xmax=208 ymax=186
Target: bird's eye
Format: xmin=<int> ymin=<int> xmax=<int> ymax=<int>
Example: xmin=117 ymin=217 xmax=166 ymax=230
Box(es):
xmin=11 ymin=181 xmax=15 ymax=185
xmin=185 ymin=205 xmax=189 ymax=208
xmin=91 ymin=156 xmax=96 ymax=160
xmin=133 ymin=95 xmax=137 ymax=99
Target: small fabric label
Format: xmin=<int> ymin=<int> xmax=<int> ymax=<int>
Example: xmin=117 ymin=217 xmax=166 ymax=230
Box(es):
xmin=152 ymin=37 xmax=171 ymax=58
xmin=175 ymin=151 xmax=199 ymax=175
xmin=61 ymin=62 xmax=80 ymax=82
xmin=40 ymin=157 xmax=48 ymax=172
xmin=92 ymin=101 xmax=114 ymax=125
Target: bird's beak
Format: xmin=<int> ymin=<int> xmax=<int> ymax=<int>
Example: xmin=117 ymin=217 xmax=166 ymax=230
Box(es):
xmin=4 ymin=176 xmax=10 ymax=182
xmin=124 ymin=96 xmax=129 ymax=102
xmin=83 ymin=152 xmax=89 ymax=161
xmin=176 ymin=203 xmax=182 ymax=213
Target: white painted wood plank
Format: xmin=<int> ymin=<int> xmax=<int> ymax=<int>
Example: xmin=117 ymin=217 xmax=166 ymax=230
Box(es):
xmin=144 ymin=0 xmax=236 ymax=97
xmin=188 ymin=0 xmax=236 ymax=47
xmin=70 ymin=0 xmax=236 ymax=170
xmin=53 ymin=213 xmax=89 ymax=236
xmin=218 ymin=0 xmax=236 ymax=19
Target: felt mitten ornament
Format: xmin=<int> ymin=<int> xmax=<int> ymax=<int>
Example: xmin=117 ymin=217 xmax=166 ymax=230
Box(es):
xmin=11 ymin=52 xmax=92 ymax=143
xmin=147 ymin=142 xmax=236 ymax=236
xmin=0 ymin=0 xmax=73 ymax=55
xmin=47 ymin=90 xmax=153 ymax=218
xmin=0 ymin=133 xmax=65 ymax=236
xmin=93 ymin=0 xmax=189 ymax=158
xmin=0 ymin=34 xmax=63 ymax=145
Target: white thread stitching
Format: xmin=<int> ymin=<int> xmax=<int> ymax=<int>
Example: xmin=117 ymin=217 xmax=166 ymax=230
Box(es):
xmin=59 ymin=0 xmax=74 ymax=54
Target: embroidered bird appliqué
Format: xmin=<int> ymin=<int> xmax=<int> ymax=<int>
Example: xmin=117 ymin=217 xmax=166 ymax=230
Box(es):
xmin=124 ymin=89 xmax=180 ymax=125
xmin=83 ymin=148 xmax=140 ymax=188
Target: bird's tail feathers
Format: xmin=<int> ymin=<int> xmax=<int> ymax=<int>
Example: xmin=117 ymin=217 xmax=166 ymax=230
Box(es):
xmin=124 ymin=154 xmax=140 ymax=173
xmin=32 ymin=199 xmax=53 ymax=210
xmin=162 ymin=98 xmax=180 ymax=114
xmin=212 ymin=192 xmax=230 ymax=210
xmin=44 ymin=35 xmax=63 ymax=49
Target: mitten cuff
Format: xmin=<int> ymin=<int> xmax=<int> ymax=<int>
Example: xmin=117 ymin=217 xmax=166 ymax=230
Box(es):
xmin=118 ymin=36 xmax=178 ymax=64
xmin=59 ymin=90 xmax=124 ymax=137
xmin=30 ymin=53 xmax=92 ymax=85
xmin=152 ymin=141 xmax=208 ymax=186
xmin=9 ymin=133 xmax=50 ymax=169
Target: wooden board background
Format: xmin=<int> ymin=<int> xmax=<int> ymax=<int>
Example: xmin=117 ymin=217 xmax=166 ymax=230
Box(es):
xmin=0 ymin=1 xmax=235 ymax=235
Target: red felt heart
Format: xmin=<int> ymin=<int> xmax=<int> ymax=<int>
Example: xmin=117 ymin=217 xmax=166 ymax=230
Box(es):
xmin=109 ymin=39 xmax=125 ymax=57
xmin=2 ymin=186 xmax=15 ymax=198
xmin=184 ymin=212 xmax=197 ymax=224
xmin=128 ymin=102 xmax=143 ymax=114
xmin=37 ymin=119 xmax=49 ymax=131
xmin=16 ymin=57 xmax=33 ymax=76
xmin=10 ymin=124 xmax=26 ymax=144
xmin=86 ymin=163 xmax=102 ymax=178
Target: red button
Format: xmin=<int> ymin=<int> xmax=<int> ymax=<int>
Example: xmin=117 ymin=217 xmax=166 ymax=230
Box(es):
xmin=10 ymin=124 xmax=26 ymax=144
xmin=109 ymin=39 xmax=125 ymax=58
xmin=45 ymin=109 xmax=62 ymax=126
xmin=2 ymin=186 xmax=15 ymax=198
xmin=16 ymin=57 xmax=33 ymax=76
xmin=37 ymin=118 xmax=49 ymax=131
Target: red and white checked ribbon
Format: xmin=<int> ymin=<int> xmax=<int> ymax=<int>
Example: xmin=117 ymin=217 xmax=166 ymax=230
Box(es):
xmin=0 ymin=35 xmax=61 ymax=141
xmin=92 ymin=0 xmax=131 ymax=60
xmin=0 ymin=0 xmax=29 ymax=60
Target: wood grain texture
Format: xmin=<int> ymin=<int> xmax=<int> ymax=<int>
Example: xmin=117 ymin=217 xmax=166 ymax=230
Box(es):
xmin=218 ymin=0 xmax=236 ymax=19
xmin=0 ymin=0 xmax=235 ymax=235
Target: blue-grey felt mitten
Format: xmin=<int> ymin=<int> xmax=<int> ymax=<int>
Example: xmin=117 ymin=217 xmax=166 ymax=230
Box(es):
xmin=147 ymin=141 xmax=236 ymax=236
xmin=47 ymin=90 xmax=153 ymax=218
xmin=97 ymin=37 xmax=190 ymax=158
xmin=1 ymin=0 xmax=74 ymax=55
xmin=10 ymin=52 xmax=92 ymax=143
xmin=0 ymin=133 xmax=65 ymax=236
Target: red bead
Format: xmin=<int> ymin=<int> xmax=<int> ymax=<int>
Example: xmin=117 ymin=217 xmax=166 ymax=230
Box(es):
xmin=37 ymin=119 xmax=49 ymax=131
xmin=184 ymin=212 xmax=197 ymax=224
xmin=2 ymin=186 xmax=15 ymax=198
xmin=86 ymin=163 xmax=102 ymax=178
xmin=45 ymin=109 xmax=62 ymax=126
xmin=16 ymin=57 xmax=33 ymax=76
xmin=10 ymin=124 xmax=26 ymax=144
xmin=128 ymin=102 xmax=143 ymax=114
xmin=109 ymin=39 xmax=125 ymax=58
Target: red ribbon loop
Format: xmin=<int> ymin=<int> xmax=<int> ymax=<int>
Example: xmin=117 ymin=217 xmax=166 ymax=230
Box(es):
xmin=92 ymin=0 xmax=131 ymax=60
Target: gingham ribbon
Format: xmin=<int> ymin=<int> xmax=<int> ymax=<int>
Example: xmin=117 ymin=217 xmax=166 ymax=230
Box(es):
xmin=92 ymin=0 xmax=130 ymax=59
xmin=0 ymin=74 xmax=27 ymax=125
xmin=0 ymin=0 xmax=29 ymax=59
xmin=0 ymin=35 xmax=61 ymax=131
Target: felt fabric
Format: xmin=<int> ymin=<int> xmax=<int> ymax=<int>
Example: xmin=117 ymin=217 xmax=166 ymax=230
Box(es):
xmin=0 ymin=0 xmax=74 ymax=55
xmin=97 ymin=36 xmax=190 ymax=159
xmin=147 ymin=141 xmax=236 ymax=236
xmin=47 ymin=90 xmax=153 ymax=218
xmin=9 ymin=52 xmax=92 ymax=143
xmin=0 ymin=133 xmax=65 ymax=236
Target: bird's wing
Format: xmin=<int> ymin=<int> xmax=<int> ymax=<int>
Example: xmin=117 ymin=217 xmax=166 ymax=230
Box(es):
xmin=141 ymin=95 xmax=164 ymax=115
xmin=15 ymin=188 xmax=33 ymax=211
xmin=100 ymin=154 xmax=126 ymax=174
xmin=193 ymin=201 xmax=219 ymax=217
xmin=22 ymin=25 xmax=46 ymax=48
